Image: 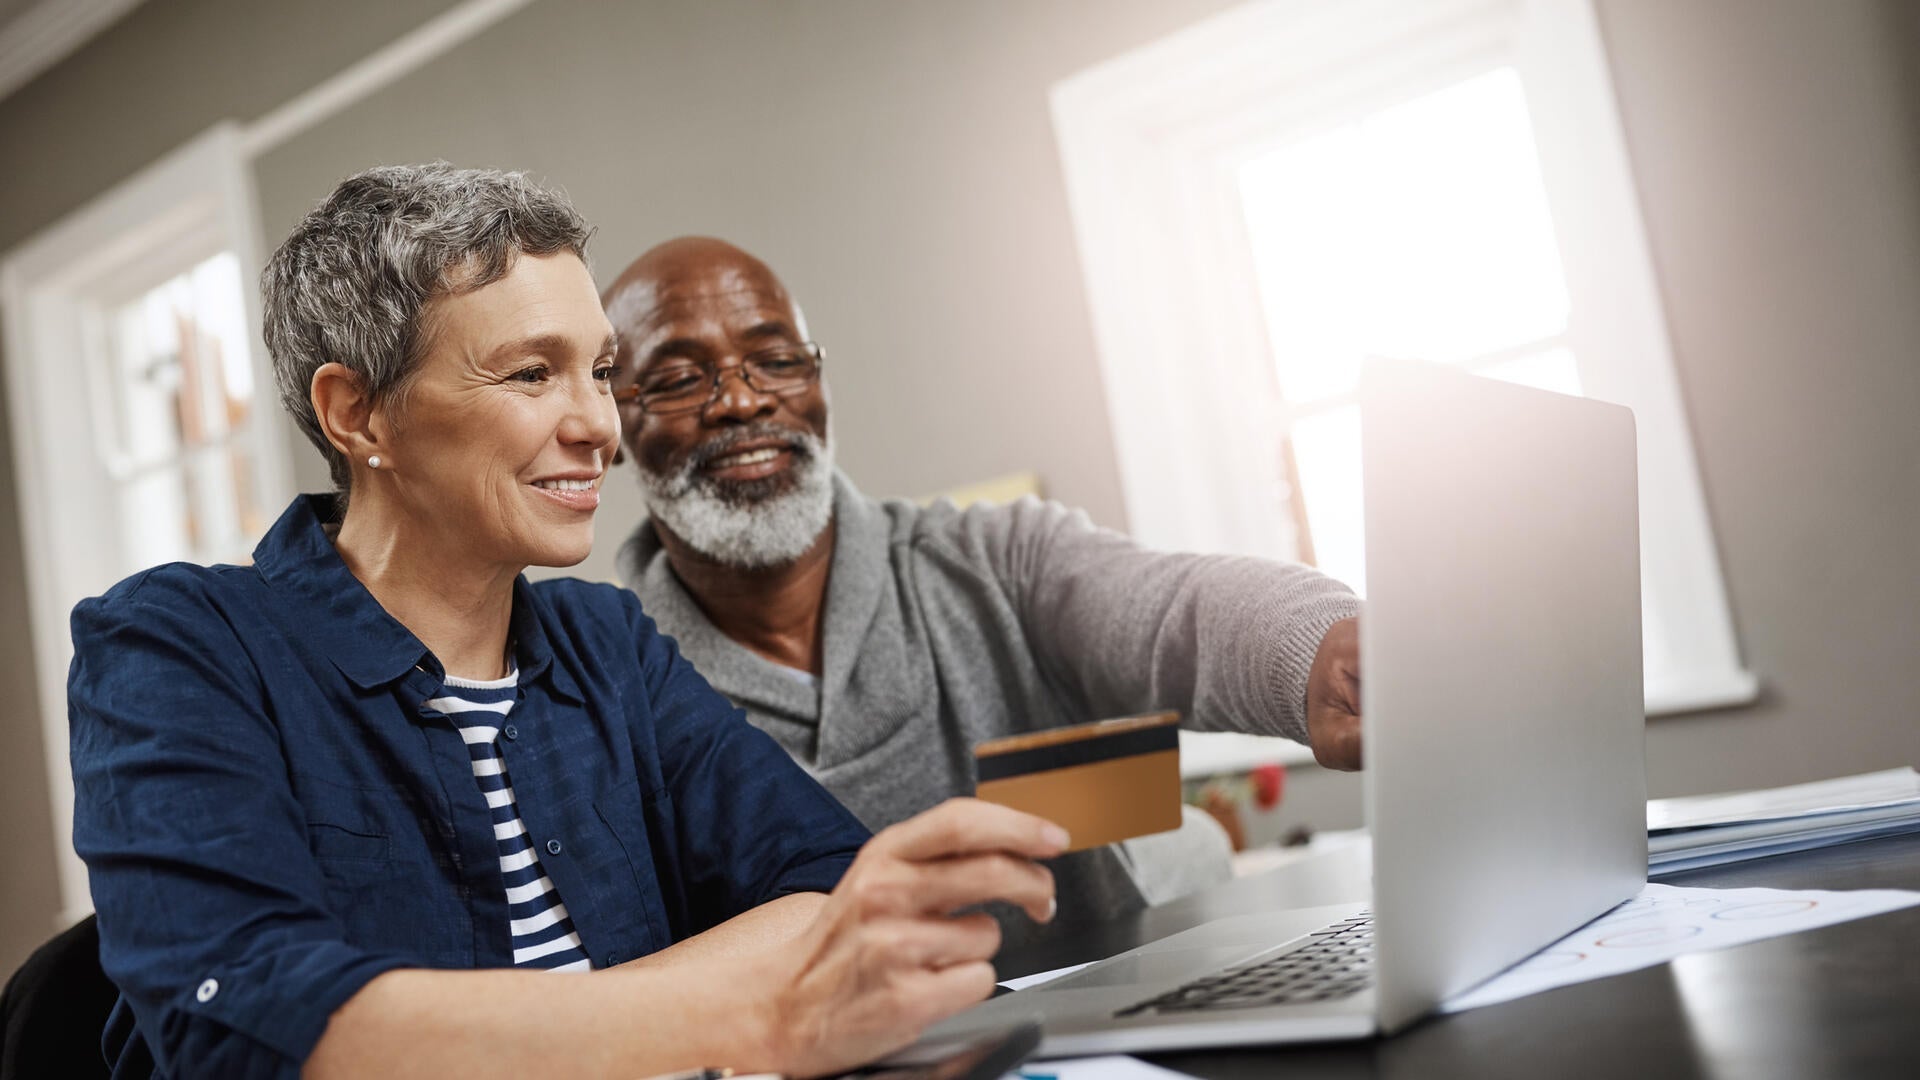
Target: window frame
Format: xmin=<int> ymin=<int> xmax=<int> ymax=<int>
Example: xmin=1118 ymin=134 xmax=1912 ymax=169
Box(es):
xmin=0 ymin=122 xmax=294 ymax=925
xmin=1050 ymin=0 xmax=1757 ymax=774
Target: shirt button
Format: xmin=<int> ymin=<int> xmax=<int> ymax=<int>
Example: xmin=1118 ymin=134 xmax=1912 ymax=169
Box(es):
xmin=546 ymin=839 xmax=563 ymax=856
xmin=502 ymin=724 xmax=518 ymax=741
xmin=196 ymin=978 xmax=219 ymax=1003
xmin=603 ymin=954 xmax=617 ymax=968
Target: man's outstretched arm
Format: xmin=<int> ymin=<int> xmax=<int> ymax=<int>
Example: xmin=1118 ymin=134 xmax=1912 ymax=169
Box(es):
xmin=957 ymin=496 xmax=1364 ymax=768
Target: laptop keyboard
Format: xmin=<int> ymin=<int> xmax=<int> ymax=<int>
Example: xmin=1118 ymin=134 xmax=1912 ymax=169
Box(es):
xmin=1114 ymin=913 xmax=1375 ymax=1017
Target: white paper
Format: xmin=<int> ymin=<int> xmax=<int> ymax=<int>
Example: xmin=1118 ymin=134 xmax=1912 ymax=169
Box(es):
xmin=1646 ymin=767 xmax=1920 ymax=832
xmin=998 ymin=961 xmax=1096 ymax=993
xmin=1441 ymin=881 xmax=1920 ymax=1013
xmin=1003 ymin=1055 xmax=1197 ymax=1079
xmin=1648 ymin=801 xmax=1920 ymax=854
xmin=1650 ymin=819 xmax=1920 ymax=874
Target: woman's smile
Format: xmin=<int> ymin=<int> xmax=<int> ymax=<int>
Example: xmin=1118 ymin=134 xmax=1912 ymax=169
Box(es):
xmin=531 ymin=472 xmax=603 ymax=512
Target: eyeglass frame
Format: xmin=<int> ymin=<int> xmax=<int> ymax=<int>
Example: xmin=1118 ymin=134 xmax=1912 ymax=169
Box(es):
xmin=612 ymin=340 xmax=825 ymax=415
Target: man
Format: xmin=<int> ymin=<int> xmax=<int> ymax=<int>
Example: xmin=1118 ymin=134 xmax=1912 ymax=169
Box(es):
xmin=604 ymin=237 xmax=1363 ymax=943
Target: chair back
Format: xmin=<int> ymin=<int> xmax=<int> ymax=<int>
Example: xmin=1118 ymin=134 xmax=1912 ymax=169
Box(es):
xmin=0 ymin=915 xmax=116 ymax=1080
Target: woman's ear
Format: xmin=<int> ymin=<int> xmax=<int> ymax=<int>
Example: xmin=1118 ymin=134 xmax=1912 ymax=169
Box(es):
xmin=310 ymin=363 xmax=381 ymax=464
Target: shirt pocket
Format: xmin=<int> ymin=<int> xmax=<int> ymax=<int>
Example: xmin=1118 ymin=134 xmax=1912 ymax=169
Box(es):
xmin=591 ymin=778 xmax=673 ymax=956
xmin=307 ymin=821 xmax=389 ymax=861
xmin=306 ymin=809 xmax=468 ymax=966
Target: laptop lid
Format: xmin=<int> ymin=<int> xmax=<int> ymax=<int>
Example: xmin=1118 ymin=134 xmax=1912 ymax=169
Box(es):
xmin=1360 ymin=357 xmax=1648 ymax=1033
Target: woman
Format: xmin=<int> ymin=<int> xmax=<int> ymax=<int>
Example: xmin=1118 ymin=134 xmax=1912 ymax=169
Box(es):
xmin=68 ymin=164 xmax=1062 ymax=1079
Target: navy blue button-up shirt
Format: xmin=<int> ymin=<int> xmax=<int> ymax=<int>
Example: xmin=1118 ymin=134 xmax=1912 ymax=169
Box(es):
xmin=68 ymin=495 xmax=869 ymax=1078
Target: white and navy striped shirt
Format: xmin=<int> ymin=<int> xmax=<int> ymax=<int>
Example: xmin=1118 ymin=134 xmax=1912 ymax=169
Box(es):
xmin=428 ymin=671 xmax=592 ymax=972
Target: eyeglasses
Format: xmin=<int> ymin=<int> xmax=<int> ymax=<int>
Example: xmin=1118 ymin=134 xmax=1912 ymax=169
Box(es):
xmin=613 ymin=341 xmax=825 ymax=415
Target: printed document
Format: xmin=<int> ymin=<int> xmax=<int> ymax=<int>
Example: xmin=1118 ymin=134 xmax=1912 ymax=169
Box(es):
xmin=1442 ymin=881 xmax=1920 ymax=1012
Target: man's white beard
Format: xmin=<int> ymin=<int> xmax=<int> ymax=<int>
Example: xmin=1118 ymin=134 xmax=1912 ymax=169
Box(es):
xmin=636 ymin=424 xmax=834 ymax=570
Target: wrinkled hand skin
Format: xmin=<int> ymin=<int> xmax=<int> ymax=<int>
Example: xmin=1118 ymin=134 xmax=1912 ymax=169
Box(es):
xmin=1306 ymin=618 xmax=1363 ymax=770
xmin=754 ymin=799 xmax=1063 ymax=1078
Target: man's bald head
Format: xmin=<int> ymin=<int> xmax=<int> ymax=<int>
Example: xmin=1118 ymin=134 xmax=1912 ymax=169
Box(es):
xmin=601 ymin=236 xmax=806 ymax=344
xmin=604 ymin=237 xmax=834 ymax=570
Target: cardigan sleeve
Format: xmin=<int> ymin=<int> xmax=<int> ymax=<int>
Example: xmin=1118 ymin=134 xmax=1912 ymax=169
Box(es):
xmin=947 ymin=496 xmax=1361 ymax=744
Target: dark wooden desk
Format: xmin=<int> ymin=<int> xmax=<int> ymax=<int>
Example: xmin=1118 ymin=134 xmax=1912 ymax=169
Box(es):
xmin=996 ymin=833 xmax=1920 ymax=1080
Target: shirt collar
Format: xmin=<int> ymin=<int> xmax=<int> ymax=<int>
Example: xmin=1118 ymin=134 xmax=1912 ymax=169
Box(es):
xmin=251 ymin=494 xmax=580 ymax=702
xmin=506 ymin=577 xmax=580 ymax=701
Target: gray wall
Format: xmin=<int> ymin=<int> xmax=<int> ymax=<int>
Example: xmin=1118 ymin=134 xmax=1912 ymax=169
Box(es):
xmin=1601 ymin=0 xmax=1920 ymax=798
xmin=3 ymin=0 xmax=1919 ymax=974
xmin=252 ymin=0 xmax=1213 ymax=531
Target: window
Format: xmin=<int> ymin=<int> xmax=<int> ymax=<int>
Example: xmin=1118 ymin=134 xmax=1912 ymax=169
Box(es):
xmin=1241 ymin=66 xmax=1579 ymax=597
xmin=97 ymin=251 xmax=270 ymax=569
xmin=1052 ymin=0 xmax=1756 ymax=773
xmin=1 ymin=124 xmax=293 ymax=923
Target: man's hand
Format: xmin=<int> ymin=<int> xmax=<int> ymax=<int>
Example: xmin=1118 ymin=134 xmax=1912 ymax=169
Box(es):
xmin=751 ymin=798 xmax=1065 ymax=1078
xmin=1306 ymin=618 xmax=1363 ymax=770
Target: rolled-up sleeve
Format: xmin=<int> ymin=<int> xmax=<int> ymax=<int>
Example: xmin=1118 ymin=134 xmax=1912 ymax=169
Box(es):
xmin=69 ymin=576 xmax=411 ymax=1077
xmin=625 ymin=594 xmax=869 ymax=927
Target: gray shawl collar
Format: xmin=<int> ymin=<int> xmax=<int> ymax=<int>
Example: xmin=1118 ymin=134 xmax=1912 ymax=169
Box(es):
xmin=615 ymin=470 xmax=909 ymax=766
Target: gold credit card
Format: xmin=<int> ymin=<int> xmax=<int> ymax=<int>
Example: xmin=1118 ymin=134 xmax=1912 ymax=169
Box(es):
xmin=973 ymin=712 xmax=1183 ymax=853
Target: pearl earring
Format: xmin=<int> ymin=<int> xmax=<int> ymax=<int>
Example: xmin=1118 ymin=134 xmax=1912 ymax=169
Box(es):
xmin=368 ymin=455 xmax=383 ymax=469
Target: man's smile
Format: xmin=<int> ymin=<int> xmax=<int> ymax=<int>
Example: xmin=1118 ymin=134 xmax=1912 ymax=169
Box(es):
xmin=705 ymin=444 xmax=793 ymax=481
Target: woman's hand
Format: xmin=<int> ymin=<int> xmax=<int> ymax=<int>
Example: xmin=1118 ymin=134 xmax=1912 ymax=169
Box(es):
xmin=750 ymin=798 xmax=1067 ymax=1078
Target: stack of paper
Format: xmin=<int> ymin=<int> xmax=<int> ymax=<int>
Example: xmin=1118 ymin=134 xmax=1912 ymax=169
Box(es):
xmin=1647 ymin=767 xmax=1920 ymax=874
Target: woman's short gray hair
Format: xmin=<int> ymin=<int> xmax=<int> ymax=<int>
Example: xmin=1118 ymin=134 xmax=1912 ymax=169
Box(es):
xmin=262 ymin=163 xmax=593 ymax=491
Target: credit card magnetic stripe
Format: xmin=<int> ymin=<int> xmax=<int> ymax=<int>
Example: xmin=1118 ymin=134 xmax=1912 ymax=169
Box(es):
xmin=974 ymin=722 xmax=1180 ymax=783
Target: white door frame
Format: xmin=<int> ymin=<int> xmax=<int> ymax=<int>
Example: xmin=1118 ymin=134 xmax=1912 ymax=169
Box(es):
xmin=1 ymin=122 xmax=289 ymax=926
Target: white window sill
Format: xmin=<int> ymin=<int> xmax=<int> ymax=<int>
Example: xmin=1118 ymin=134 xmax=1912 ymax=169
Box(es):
xmin=1647 ymin=669 xmax=1762 ymax=717
xmin=1180 ymin=667 xmax=1763 ymax=779
xmin=1181 ymin=730 xmax=1320 ymax=778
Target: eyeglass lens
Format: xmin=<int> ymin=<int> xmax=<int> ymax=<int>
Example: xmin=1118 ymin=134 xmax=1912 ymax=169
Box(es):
xmin=624 ymin=344 xmax=821 ymax=414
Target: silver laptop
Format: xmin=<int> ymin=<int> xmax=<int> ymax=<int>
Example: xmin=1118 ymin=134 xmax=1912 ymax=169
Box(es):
xmin=912 ymin=357 xmax=1648 ymax=1057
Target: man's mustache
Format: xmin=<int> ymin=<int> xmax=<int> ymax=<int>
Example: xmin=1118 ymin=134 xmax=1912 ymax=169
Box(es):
xmin=629 ymin=422 xmax=817 ymax=486
xmin=681 ymin=424 xmax=815 ymax=476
